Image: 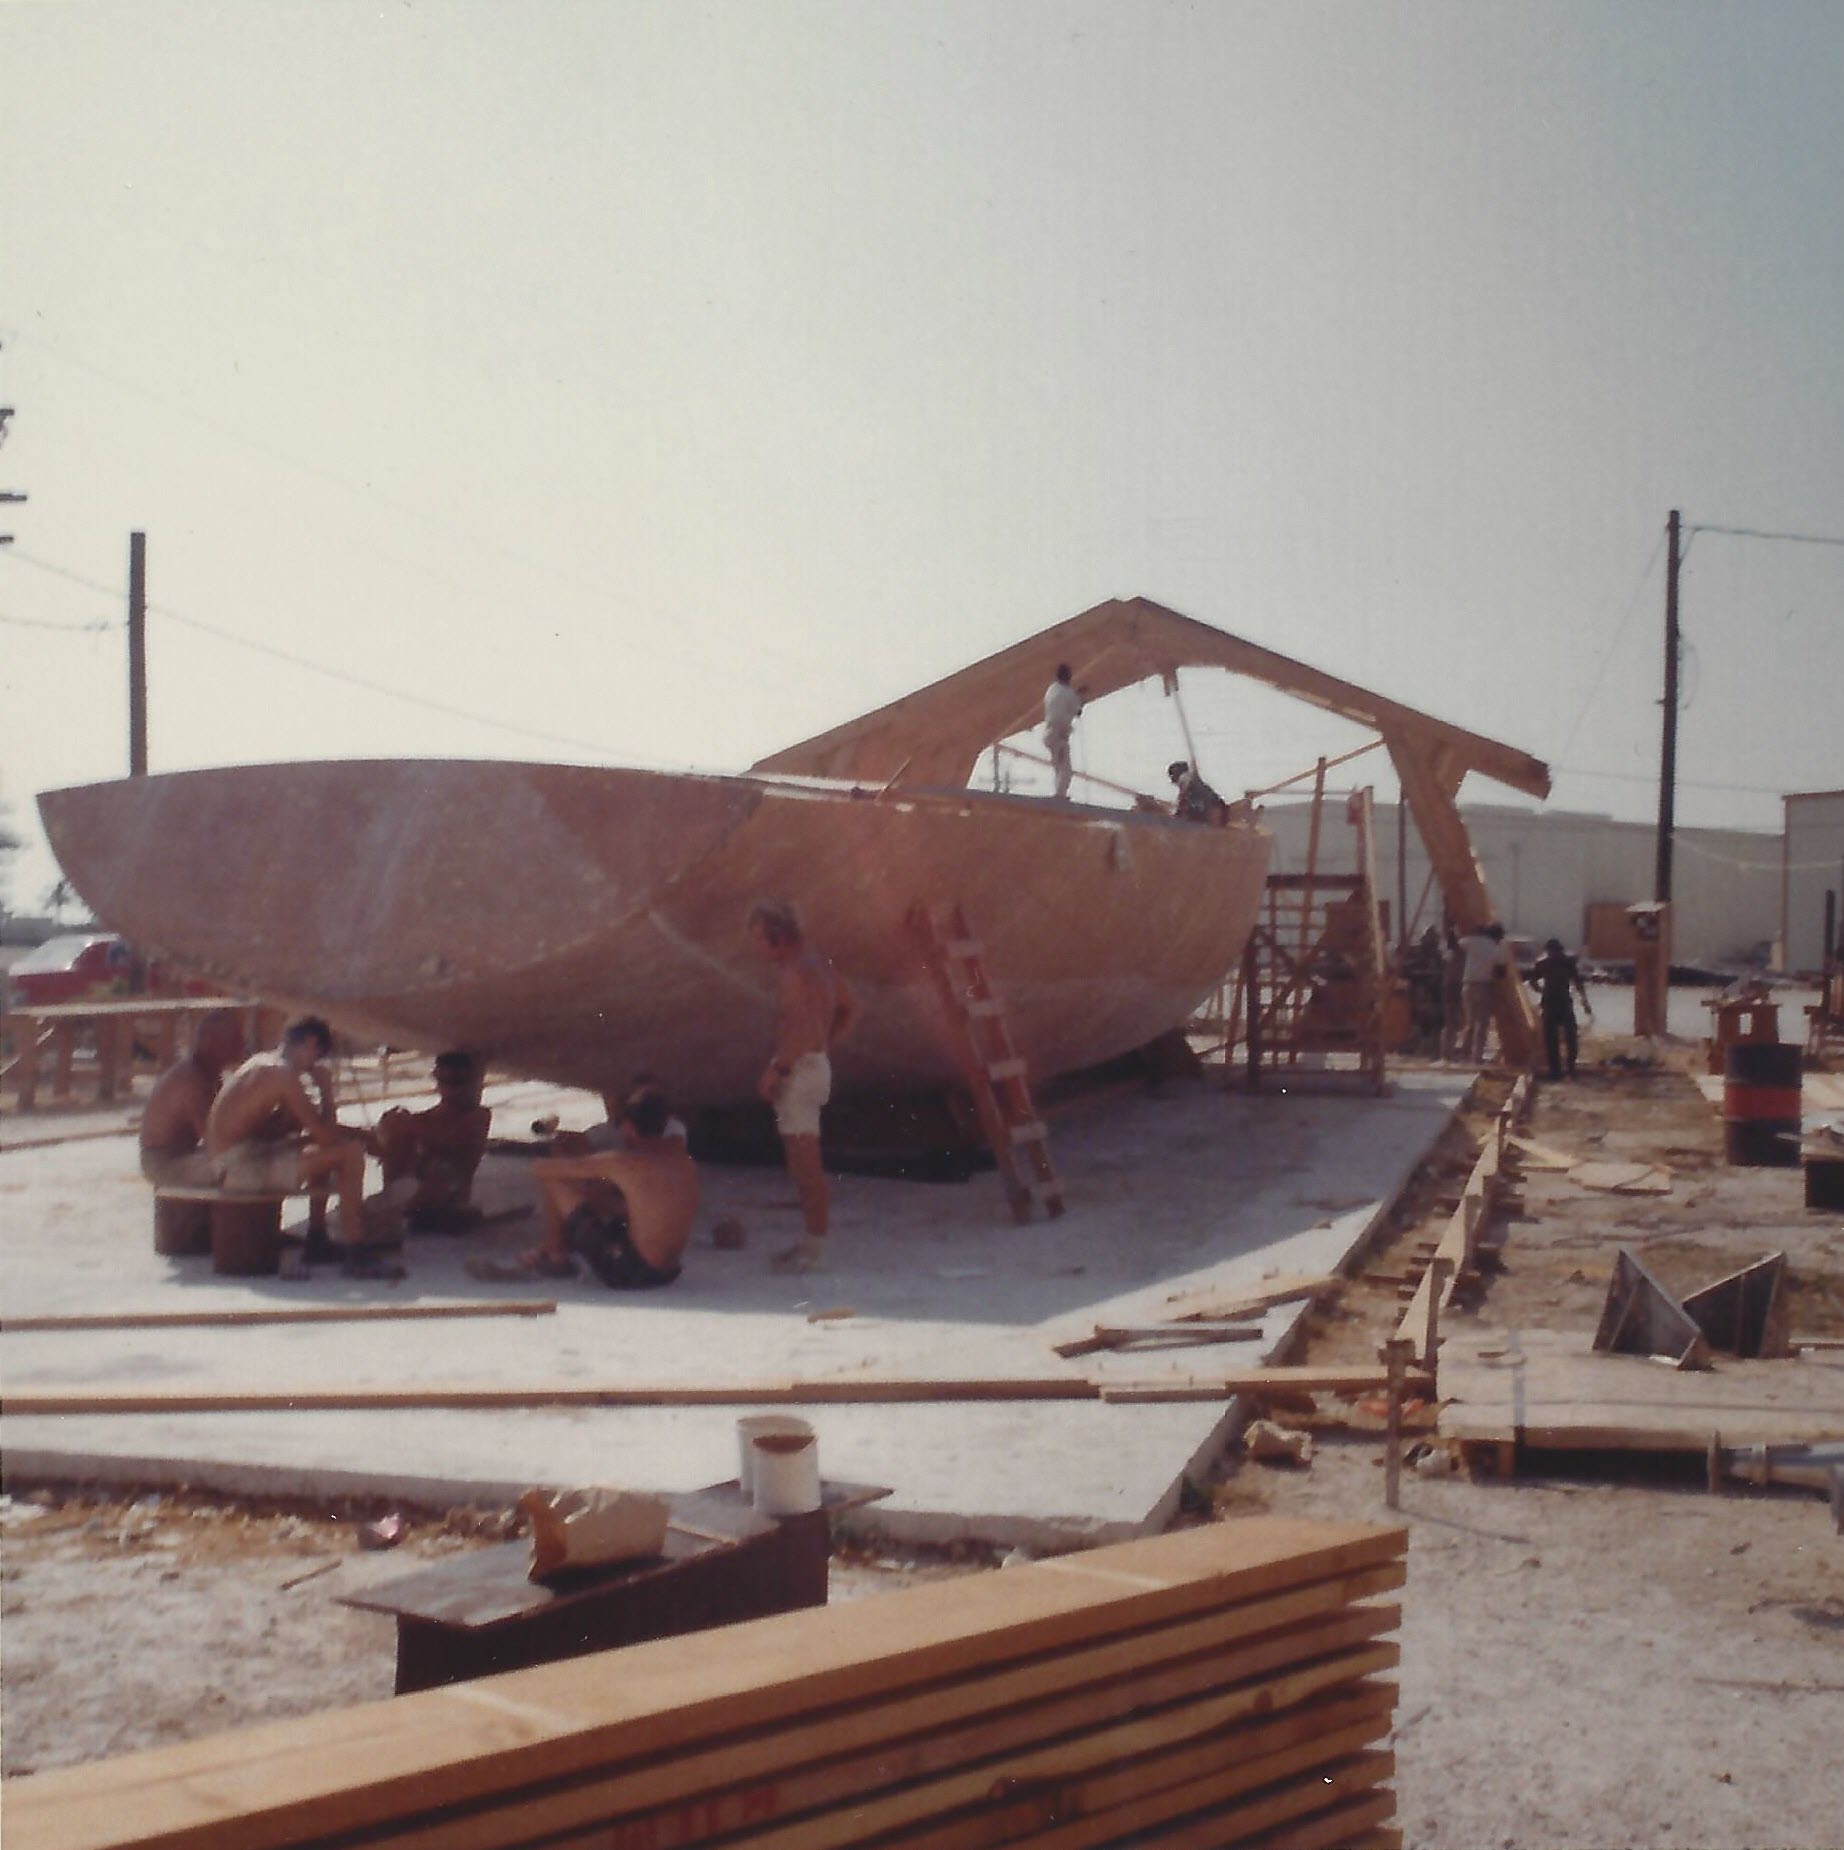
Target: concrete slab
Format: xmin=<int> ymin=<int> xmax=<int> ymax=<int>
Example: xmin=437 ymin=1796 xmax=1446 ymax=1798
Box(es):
xmin=1 ymin=1071 xmax=1471 ymax=1547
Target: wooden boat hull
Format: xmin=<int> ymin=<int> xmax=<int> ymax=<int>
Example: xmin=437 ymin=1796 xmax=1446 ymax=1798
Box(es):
xmin=39 ymin=762 xmax=1271 ymax=1107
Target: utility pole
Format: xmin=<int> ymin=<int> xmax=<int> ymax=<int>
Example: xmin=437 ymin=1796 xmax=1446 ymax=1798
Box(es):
xmin=129 ymin=531 xmax=148 ymax=777
xmin=1654 ymin=509 xmax=1681 ymax=903
xmin=0 ymin=389 xmax=23 ymax=545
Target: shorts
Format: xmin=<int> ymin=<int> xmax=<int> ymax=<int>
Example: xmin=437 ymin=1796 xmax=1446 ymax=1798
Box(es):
xmin=773 ymin=1052 xmax=831 ymax=1140
xmin=213 ymin=1137 xmax=306 ymax=1194
xmin=561 ymin=1203 xmax=681 ymax=1291
xmin=140 ymin=1146 xmax=216 ymax=1189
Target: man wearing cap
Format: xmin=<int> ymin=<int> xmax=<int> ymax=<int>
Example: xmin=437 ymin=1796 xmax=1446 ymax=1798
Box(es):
xmin=1526 ymin=938 xmax=1594 ymax=1080
xmin=1167 ymin=760 xmax=1229 ymax=825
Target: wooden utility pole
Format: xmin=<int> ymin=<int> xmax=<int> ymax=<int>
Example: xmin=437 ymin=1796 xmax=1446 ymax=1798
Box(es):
xmin=128 ymin=531 xmax=147 ymax=777
xmin=1654 ymin=509 xmax=1681 ymax=902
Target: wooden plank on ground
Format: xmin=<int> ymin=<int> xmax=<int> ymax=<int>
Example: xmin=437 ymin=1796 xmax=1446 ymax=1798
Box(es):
xmin=0 ymin=1302 xmax=557 ymax=1334
xmin=1440 ymin=1325 xmax=1844 ymax=1454
xmin=3 ymin=1520 xmax=1403 ymax=1850
xmin=1571 ymin=1160 xmax=1673 ymax=1195
xmin=1100 ymin=1366 xmax=1430 ymax=1405
xmin=1509 ymin=1134 xmax=1575 ymax=1170
xmin=0 ymin=1368 xmax=1423 ymax=1417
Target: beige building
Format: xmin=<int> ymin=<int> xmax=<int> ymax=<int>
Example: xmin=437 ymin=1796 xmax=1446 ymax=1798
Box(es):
xmin=1782 ymin=790 xmax=1844 ymax=974
xmin=1260 ymin=798 xmax=1781 ymax=968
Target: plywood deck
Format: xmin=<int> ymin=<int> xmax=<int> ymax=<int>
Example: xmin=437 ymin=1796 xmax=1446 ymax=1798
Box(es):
xmin=1439 ymin=1324 xmax=1844 ymax=1454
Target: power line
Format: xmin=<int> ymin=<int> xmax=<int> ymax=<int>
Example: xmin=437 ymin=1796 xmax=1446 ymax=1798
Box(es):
xmin=9 ymin=331 xmax=813 ymax=683
xmin=1556 ymin=762 xmax=1804 ymax=798
xmin=4 ymin=548 xmax=121 ymax=600
xmin=5 ymin=544 xmax=614 ymax=758
xmin=148 ymin=603 xmax=617 ymax=758
xmin=1550 ymin=527 xmax=1668 ymax=770
xmin=1687 ymin=522 xmax=1844 ymax=549
xmin=0 ymin=607 xmax=118 ymax=634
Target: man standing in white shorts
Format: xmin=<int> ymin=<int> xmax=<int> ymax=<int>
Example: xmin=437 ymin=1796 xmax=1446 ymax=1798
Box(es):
xmin=748 ymin=900 xmax=860 ymax=1273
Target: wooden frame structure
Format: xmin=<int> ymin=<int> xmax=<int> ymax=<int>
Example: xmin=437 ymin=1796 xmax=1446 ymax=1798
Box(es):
xmin=758 ymin=597 xmax=1549 ymax=1065
xmin=1207 ymin=781 xmax=1392 ymax=1092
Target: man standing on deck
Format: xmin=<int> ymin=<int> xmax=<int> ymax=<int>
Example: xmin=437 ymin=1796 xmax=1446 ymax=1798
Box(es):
xmin=1526 ymin=938 xmax=1594 ymax=1080
xmin=748 ymin=899 xmax=861 ymax=1274
xmin=1042 ymin=663 xmax=1084 ymax=800
xmin=139 ymin=1008 xmax=246 ymax=1187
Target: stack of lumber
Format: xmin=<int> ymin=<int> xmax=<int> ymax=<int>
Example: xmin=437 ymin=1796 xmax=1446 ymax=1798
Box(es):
xmin=5 ymin=1517 xmax=1406 ymax=1850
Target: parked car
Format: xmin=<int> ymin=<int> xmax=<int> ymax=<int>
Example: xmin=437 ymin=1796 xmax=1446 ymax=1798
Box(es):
xmin=4 ymin=934 xmax=215 ymax=1010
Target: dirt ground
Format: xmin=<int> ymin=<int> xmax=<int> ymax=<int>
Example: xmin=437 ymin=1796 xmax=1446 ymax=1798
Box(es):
xmin=4 ymin=1029 xmax=1843 ymax=1848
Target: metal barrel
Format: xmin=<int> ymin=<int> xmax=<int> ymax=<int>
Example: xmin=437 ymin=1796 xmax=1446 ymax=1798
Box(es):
xmin=1722 ymin=1040 xmax=1801 ymax=1168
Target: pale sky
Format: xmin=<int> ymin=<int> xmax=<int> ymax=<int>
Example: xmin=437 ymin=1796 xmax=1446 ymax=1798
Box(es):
xmin=3 ymin=0 xmax=1840 ymax=914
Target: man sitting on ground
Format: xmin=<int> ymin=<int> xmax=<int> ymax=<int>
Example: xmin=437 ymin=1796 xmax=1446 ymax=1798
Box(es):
xmin=374 ymin=1050 xmax=492 ymax=1232
xmin=139 ymin=1008 xmax=246 ymax=1188
xmin=525 ymin=1081 xmax=697 ymax=1288
xmin=205 ymin=1015 xmax=392 ymax=1277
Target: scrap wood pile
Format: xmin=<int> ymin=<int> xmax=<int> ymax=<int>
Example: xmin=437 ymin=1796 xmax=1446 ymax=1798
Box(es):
xmin=6 ymin=1518 xmax=1406 ymax=1850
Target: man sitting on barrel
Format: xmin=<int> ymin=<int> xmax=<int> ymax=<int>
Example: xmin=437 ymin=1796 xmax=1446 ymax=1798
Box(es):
xmin=139 ymin=1008 xmax=247 ymax=1188
xmin=205 ymin=1015 xmax=395 ymax=1277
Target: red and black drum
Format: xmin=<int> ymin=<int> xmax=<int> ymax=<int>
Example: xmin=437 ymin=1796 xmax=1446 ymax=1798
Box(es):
xmin=1722 ymin=1041 xmax=1801 ymax=1168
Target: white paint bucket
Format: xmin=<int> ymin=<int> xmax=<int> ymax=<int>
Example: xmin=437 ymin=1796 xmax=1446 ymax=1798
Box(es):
xmin=742 ymin=1417 xmax=821 ymax=1515
xmin=735 ymin=1415 xmax=812 ymax=1500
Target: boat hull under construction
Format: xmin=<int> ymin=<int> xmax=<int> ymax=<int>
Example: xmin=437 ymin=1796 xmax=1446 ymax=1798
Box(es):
xmin=38 ymin=759 xmax=1271 ymax=1107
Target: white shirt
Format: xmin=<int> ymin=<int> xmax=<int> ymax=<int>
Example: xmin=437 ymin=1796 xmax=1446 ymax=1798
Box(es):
xmin=1460 ymin=933 xmax=1508 ymax=984
xmin=1043 ymin=680 xmax=1080 ymax=732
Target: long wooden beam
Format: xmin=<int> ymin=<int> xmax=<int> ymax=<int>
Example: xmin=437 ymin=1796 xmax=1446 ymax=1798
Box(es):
xmin=1 ymin=1302 xmax=557 ymax=1334
xmin=754 ymin=597 xmax=1551 ymax=798
xmin=1386 ymin=727 xmax=1539 ymax=1064
xmin=0 ymin=1365 xmax=1428 ymax=1417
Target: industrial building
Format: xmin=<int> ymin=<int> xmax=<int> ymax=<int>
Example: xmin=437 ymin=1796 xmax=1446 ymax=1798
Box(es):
xmin=1782 ymin=789 xmax=1844 ymax=975
xmin=1260 ymin=797 xmax=1781 ymax=968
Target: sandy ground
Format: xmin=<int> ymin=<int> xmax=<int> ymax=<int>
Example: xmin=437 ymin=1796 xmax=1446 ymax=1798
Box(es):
xmin=5 ymin=1017 xmax=1844 ymax=1847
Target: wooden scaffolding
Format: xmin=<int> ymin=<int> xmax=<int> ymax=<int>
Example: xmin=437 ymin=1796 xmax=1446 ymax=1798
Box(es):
xmin=1207 ymin=778 xmax=1391 ymax=1094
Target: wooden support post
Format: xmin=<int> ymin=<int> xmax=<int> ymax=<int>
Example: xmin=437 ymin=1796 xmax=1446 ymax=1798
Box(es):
xmin=1423 ymin=1258 xmax=1451 ymax=1375
xmin=1385 ymin=727 xmax=1538 ymax=1066
xmin=1382 ymin=1339 xmax=1412 ymax=1510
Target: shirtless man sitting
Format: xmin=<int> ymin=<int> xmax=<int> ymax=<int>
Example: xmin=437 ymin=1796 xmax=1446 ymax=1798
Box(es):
xmin=139 ymin=1009 xmax=247 ymax=1188
xmin=374 ymin=1050 xmax=492 ymax=1232
xmin=748 ymin=899 xmax=860 ymax=1274
xmin=205 ymin=1015 xmax=379 ymax=1269
xmin=526 ymin=1082 xmax=697 ymax=1288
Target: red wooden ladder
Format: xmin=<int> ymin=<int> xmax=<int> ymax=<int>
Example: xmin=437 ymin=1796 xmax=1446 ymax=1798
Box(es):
xmin=910 ymin=900 xmax=1065 ymax=1223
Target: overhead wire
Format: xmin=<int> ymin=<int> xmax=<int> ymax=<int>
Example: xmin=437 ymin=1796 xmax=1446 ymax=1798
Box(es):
xmin=0 ymin=608 xmax=118 ymax=634
xmin=8 ymin=331 xmax=814 ymax=685
xmin=5 ymin=546 xmax=615 ymax=758
xmin=1549 ymin=527 xmax=1667 ymax=772
xmin=1686 ymin=522 xmax=1844 ymax=549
